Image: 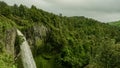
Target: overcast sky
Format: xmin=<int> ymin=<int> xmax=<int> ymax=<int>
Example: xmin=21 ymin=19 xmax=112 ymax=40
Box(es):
xmin=1 ymin=0 xmax=120 ymax=22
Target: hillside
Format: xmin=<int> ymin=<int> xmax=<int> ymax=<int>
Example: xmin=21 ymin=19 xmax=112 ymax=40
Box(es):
xmin=1 ymin=1 xmax=120 ymax=68
xmin=109 ymin=21 xmax=120 ymax=27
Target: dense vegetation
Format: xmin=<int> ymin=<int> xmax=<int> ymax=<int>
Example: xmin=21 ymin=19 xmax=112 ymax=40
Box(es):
xmin=109 ymin=21 xmax=120 ymax=27
xmin=1 ymin=1 xmax=120 ymax=68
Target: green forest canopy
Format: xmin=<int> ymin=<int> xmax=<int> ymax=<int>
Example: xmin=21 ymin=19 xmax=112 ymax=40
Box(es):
xmin=0 ymin=1 xmax=120 ymax=68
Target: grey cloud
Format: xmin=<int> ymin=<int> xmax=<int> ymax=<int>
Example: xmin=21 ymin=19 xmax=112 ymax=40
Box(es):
xmin=44 ymin=0 xmax=120 ymax=13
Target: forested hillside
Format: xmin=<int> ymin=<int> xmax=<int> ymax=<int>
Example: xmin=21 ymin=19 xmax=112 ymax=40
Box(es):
xmin=0 ymin=1 xmax=120 ymax=68
xmin=109 ymin=21 xmax=120 ymax=27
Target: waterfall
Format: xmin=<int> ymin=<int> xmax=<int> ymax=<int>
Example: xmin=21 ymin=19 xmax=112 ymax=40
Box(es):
xmin=17 ymin=29 xmax=36 ymax=68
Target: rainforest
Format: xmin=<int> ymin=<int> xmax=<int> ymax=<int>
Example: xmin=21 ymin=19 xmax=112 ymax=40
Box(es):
xmin=0 ymin=1 xmax=120 ymax=68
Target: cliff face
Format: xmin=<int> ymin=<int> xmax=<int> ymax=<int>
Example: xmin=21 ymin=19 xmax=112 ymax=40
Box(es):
xmin=0 ymin=15 xmax=48 ymax=68
xmin=5 ymin=28 xmax=16 ymax=57
xmin=0 ymin=16 xmax=16 ymax=55
xmin=0 ymin=16 xmax=17 ymax=68
xmin=0 ymin=16 xmax=38 ymax=68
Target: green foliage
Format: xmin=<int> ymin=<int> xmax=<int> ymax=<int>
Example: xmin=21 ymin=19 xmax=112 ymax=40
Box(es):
xmin=0 ymin=53 xmax=16 ymax=68
xmin=109 ymin=21 xmax=120 ymax=27
xmin=35 ymin=55 xmax=53 ymax=68
xmin=0 ymin=15 xmax=15 ymax=53
xmin=0 ymin=15 xmax=17 ymax=68
xmin=15 ymin=35 xmax=24 ymax=46
xmin=1 ymin=1 xmax=120 ymax=68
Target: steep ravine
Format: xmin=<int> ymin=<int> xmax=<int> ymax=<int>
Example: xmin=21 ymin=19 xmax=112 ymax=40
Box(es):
xmin=17 ymin=29 xmax=37 ymax=68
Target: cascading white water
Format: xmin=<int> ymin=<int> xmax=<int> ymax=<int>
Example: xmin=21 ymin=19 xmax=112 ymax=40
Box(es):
xmin=17 ymin=29 xmax=36 ymax=68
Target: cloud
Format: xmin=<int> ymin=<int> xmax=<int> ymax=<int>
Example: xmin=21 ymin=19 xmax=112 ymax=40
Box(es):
xmin=1 ymin=0 xmax=120 ymax=22
xmin=44 ymin=0 xmax=120 ymax=13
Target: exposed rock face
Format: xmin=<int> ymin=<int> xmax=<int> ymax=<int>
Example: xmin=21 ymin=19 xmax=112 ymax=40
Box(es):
xmin=32 ymin=24 xmax=48 ymax=49
xmin=5 ymin=28 xmax=16 ymax=57
xmin=34 ymin=25 xmax=48 ymax=39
